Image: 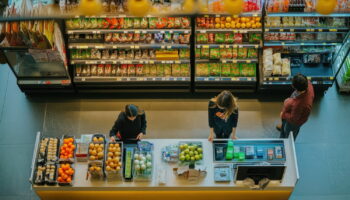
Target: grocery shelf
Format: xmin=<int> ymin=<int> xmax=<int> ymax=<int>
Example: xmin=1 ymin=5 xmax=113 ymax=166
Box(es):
xmin=0 ymin=16 xmax=67 ymax=22
xmin=196 ymin=59 xmax=258 ymax=64
xmin=196 ymin=44 xmax=260 ymax=48
xmin=70 ymin=60 xmax=190 ymax=65
xmin=68 ymin=43 xmax=190 ymax=49
xmin=199 ymin=12 xmax=262 ymax=17
xmin=196 ymin=29 xmax=262 ymax=33
xmin=17 ymin=79 xmax=71 ymax=85
xmin=67 ymin=29 xmax=191 ymax=34
xmin=264 ymin=42 xmax=342 ymax=46
xmin=266 ymin=12 xmax=350 ymax=17
xmin=74 ymin=76 xmax=190 ymax=82
xmin=265 ymin=27 xmax=349 ymax=33
xmin=196 ymin=77 xmax=256 ymax=82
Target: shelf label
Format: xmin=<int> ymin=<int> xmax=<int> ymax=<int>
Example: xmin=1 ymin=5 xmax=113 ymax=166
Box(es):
xmin=135 ymin=30 xmax=140 ymax=33
xmin=161 ymin=46 xmax=165 ymax=49
xmin=113 ymin=61 xmax=117 ymax=64
xmin=67 ymin=31 xmax=73 ymax=34
xmin=167 ymin=45 xmax=172 ymax=49
xmin=232 ymin=60 xmax=237 ymax=63
xmin=307 ymin=77 xmax=311 ymax=80
xmin=231 ymin=77 xmax=237 ymax=81
xmin=301 ymin=43 xmax=305 ymax=45
xmin=130 ymin=46 xmax=135 ymax=49
xmin=306 ymin=29 xmax=311 ymax=32
xmin=185 ymin=30 xmax=190 ymax=34
xmin=82 ymin=78 xmax=86 ymax=82
xmin=233 ymin=45 xmax=238 ymax=48
xmin=200 ymin=30 xmax=206 ymax=33
xmin=265 ymin=28 xmax=269 ymax=32
xmin=281 ymin=42 xmax=285 ymax=46
xmin=134 ymin=45 xmax=140 ymax=49
xmin=253 ymin=14 xmax=258 ymax=17
xmin=160 ymin=31 xmax=165 ymax=34
xmin=330 ymin=77 xmax=334 ymax=80
xmin=149 ymin=61 xmax=155 ymax=64
xmin=161 ymin=61 xmax=166 ymax=64
xmin=290 ymin=29 xmax=294 ymax=32
xmin=123 ymin=30 xmax=128 ymax=33
xmin=273 ymin=77 xmax=279 ymax=81
xmin=225 ymin=45 xmax=230 ymax=48
xmin=329 ymin=29 xmax=337 ymax=32
xmin=139 ymin=61 xmax=144 ymax=64
xmin=92 ymin=30 xmax=101 ymax=34
xmin=175 ymin=60 xmax=181 ymax=64
xmin=216 ymin=14 xmax=221 ymax=18
xmin=254 ymin=45 xmax=259 ymax=48
xmin=246 ymin=60 xmax=251 ymax=63
xmin=95 ymin=46 xmax=104 ymax=49
xmin=318 ymin=29 xmax=323 ymax=32
xmin=169 ymin=31 xmax=173 ymax=33
xmin=71 ymin=61 xmax=75 ymax=64
xmin=101 ymin=61 xmax=105 ymax=64
xmin=233 ymin=15 xmax=239 ymax=18
xmin=247 ymin=78 xmax=252 ymax=81
xmin=269 ymin=77 xmax=273 ymax=81
xmin=279 ymin=29 xmax=284 ymax=32
xmin=233 ymin=30 xmax=238 ymax=33
xmin=142 ymin=30 xmax=147 ymax=34
xmin=202 ymin=45 xmax=209 ymax=49
xmin=222 ymin=60 xmax=227 ymax=63
xmin=113 ymin=45 xmax=117 ymax=49
xmin=214 ymin=78 xmax=220 ymax=81
xmin=77 ymin=46 xmax=88 ymax=49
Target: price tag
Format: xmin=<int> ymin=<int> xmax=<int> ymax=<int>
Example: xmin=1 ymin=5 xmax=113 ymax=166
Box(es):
xmin=329 ymin=29 xmax=337 ymax=32
xmin=123 ymin=30 xmax=128 ymax=33
xmin=67 ymin=31 xmax=73 ymax=34
xmin=255 ymin=45 xmax=259 ymax=48
xmin=265 ymin=28 xmax=269 ymax=32
xmin=323 ymin=42 xmax=327 ymax=45
xmin=269 ymin=77 xmax=273 ymax=81
xmin=204 ymin=15 xmax=209 ymax=18
xmin=310 ymin=29 xmax=315 ymax=32
xmin=281 ymin=42 xmax=285 ymax=46
xmin=169 ymin=31 xmax=173 ymax=33
xmin=139 ymin=61 xmax=144 ymax=64
xmin=197 ymin=45 xmax=201 ymax=48
xmin=160 ymin=31 xmax=165 ymax=34
xmin=225 ymin=45 xmax=230 ymax=48
xmin=233 ymin=30 xmax=238 ymax=33
xmin=77 ymin=46 xmax=88 ymax=49
xmin=306 ymin=29 xmax=311 ymax=32
xmin=167 ymin=45 xmax=172 ymax=49
xmin=222 ymin=60 xmax=227 ymax=63
xmin=161 ymin=46 xmax=165 ymax=49
xmin=233 ymin=60 xmax=237 ymax=63
xmin=130 ymin=46 xmax=135 ymax=49
xmin=82 ymin=78 xmax=86 ymax=82
xmin=246 ymin=60 xmax=251 ymax=63
xmin=204 ymin=77 xmax=209 ymax=81
xmin=113 ymin=61 xmax=117 ymax=64
xmin=247 ymin=78 xmax=252 ymax=81
xmin=279 ymin=29 xmax=284 ymax=32
xmin=233 ymin=45 xmax=238 ymax=48
xmin=101 ymin=61 xmax=105 ymax=64
xmin=219 ymin=45 xmax=224 ymax=48
xmin=203 ymin=45 xmax=209 ymax=49
xmin=175 ymin=60 xmax=180 ymax=64
xmin=216 ymin=14 xmax=221 ymax=18
xmin=214 ymin=77 xmax=220 ymax=81
xmin=161 ymin=61 xmax=166 ymax=64
xmin=231 ymin=77 xmax=237 ymax=81
xmin=290 ymin=29 xmax=294 ymax=32
xmin=137 ymin=77 xmax=143 ymax=81
xmin=135 ymin=45 xmax=140 ymax=49
xmin=101 ymin=15 xmax=107 ymax=18
xmin=301 ymin=43 xmax=305 ymax=45
xmin=135 ymin=30 xmax=140 ymax=33
xmin=152 ymin=78 xmax=156 ymax=81
xmin=113 ymin=45 xmax=117 ymax=49
xmin=149 ymin=61 xmax=155 ymax=64
xmin=71 ymin=61 xmax=75 ymax=64
xmin=185 ymin=30 xmax=189 ymax=34
xmin=200 ymin=30 xmax=206 ymax=33
xmin=96 ymin=46 xmax=104 ymax=49
xmin=253 ymin=14 xmax=258 ymax=17
xmin=233 ymin=15 xmax=239 ymax=18
xmin=330 ymin=77 xmax=334 ymax=80
xmin=274 ymin=77 xmax=279 ymax=81
xmin=307 ymin=77 xmax=311 ymax=80
xmin=142 ymin=30 xmax=147 ymax=34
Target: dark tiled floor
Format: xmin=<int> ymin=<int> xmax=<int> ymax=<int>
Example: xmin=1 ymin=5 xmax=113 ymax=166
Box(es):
xmin=0 ymin=64 xmax=350 ymax=199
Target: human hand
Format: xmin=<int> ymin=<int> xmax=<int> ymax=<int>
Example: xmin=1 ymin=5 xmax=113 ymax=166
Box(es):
xmin=231 ymin=134 xmax=238 ymax=140
xmin=110 ymin=136 xmax=116 ymax=142
xmin=208 ymin=129 xmax=215 ymax=142
xmin=280 ymin=112 xmax=283 ymax=119
xmin=136 ymin=133 xmax=144 ymax=140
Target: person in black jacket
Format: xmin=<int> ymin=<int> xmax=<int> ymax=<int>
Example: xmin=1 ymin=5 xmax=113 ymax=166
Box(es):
xmin=109 ymin=104 xmax=147 ymax=141
xmin=208 ymin=90 xmax=239 ymax=142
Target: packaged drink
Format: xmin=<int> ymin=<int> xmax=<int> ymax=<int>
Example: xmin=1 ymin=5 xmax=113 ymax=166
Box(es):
xmin=268 ymin=148 xmax=274 ymax=160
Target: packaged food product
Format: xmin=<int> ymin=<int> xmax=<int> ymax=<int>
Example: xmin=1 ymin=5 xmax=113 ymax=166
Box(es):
xmin=240 ymin=64 xmax=250 ymax=77
xmin=134 ymin=50 xmax=142 ymax=60
xmin=181 ymin=17 xmax=190 ymax=28
xmin=201 ymin=48 xmax=210 ymax=59
xmin=210 ymin=48 xmax=220 ymax=59
xmin=164 ymin=64 xmax=172 ymax=76
xmin=141 ymin=18 xmax=148 ymax=28
xmin=174 ymin=18 xmax=182 ymax=28
xmin=119 ymin=50 xmax=126 ymax=60
xmin=221 ymin=64 xmax=231 ymax=77
xmin=234 ymin=33 xmax=243 ymax=44
xmin=238 ymin=48 xmax=248 ymax=59
xmin=126 ymin=50 xmax=134 ymax=60
xmin=133 ymin=33 xmax=140 ymax=43
xmin=208 ymin=33 xmax=215 ymax=43
xmin=141 ymin=50 xmax=149 ymax=59
xmin=180 ymin=49 xmax=190 ymax=59
xmin=121 ymin=64 xmax=128 ymax=76
xmin=273 ymin=53 xmax=282 ymax=65
xmin=249 ymin=33 xmax=262 ymax=43
xmin=248 ymin=64 xmax=256 ymax=77
xmin=179 ymin=34 xmax=190 ymax=44
xmin=272 ymin=64 xmax=282 ymax=76
xmin=215 ymin=33 xmax=225 ymax=44
xmin=110 ymin=50 xmax=118 ymax=59
xmin=209 ymin=63 xmax=221 ymax=76
xmin=167 ymin=17 xmax=175 ymax=28
xmin=111 ymin=65 xmax=117 ymax=76
xmin=247 ymin=48 xmax=258 ymax=59
xmin=172 ymin=64 xmax=181 ymax=77
xmin=196 ymin=64 xmax=207 ymax=77
xmin=281 ymin=58 xmax=291 ymax=76
xmin=156 ymin=64 xmax=165 ymax=77
xmin=195 ymin=48 xmax=201 ymax=58
xmin=226 ymin=48 xmax=233 ymax=59
xmin=143 ymin=64 xmax=150 ymax=76
xmin=128 ymin=64 xmax=136 ymax=76
xmin=149 ymin=64 xmax=157 ymax=76
xmin=133 ymin=18 xmax=141 ymax=29
xmin=105 ymin=33 xmax=112 ymax=42
xmin=105 ymin=64 xmax=112 ymax=76
xmin=181 ymin=64 xmax=190 ymax=77
xmin=230 ymin=63 xmax=240 ymax=77
xmin=232 ymin=48 xmax=238 ymax=59
xmin=164 ymin=33 xmax=172 ymax=43
xmin=97 ymin=64 xmax=104 ymax=76
xmin=220 ymin=48 xmax=227 ymax=59
xmin=149 ymin=18 xmax=157 ymax=29
xmin=173 ymin=33 xmax=180 ymax=44
xmin=90 ymin=64 xmax=97 ymax=76
xmin=156 ymin=18 xmax=168 ymax=29
xmin=196 ymin=33 xmax=208 ymax=44
xmin=225 ymin=33 xmax=234 ymax=43
xmin=155 ymin=33 xmax=164 ymax=43
xmin=116 ymin=65 xmax=122 ymax=76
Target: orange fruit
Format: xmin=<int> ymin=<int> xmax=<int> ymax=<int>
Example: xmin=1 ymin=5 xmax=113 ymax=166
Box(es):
xmin=241 ymin=23 xmax=246 ymax=29
xmin=246 ymin=23 xmax=251 ymax=28
xmin=57 ymin=177 xmax=63 ymax=182
xmin=66 ymin=177 xmax=72 ymax=183
xmin=62 ymin=174 xmax=68 ymax=180
xmin=256 ymin=22 xmax=262 ymax=28
xmin=215 ymin=18 xmax=220 ymax=23
xmin=68 ymin=154 xmax=73 ymax=158
xmin=236 ymin=23 xmax=241 ymax=28
xmin=252 ymin=24 xmax=257 ymax=29
xmin=71 ymin=145 xmax=76 ymax=150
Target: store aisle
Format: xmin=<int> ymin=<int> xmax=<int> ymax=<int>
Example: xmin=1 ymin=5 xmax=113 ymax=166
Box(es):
xmin=1 ymin=64 xmax=350 ymax=200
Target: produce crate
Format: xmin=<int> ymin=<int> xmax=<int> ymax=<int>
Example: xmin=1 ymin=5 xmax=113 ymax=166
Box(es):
xmin=44 ymin=163 xmax=58 ymax=185
xmin=88 ymin=162 xmax=105 ymax=180
xmin=104 ymin=141 xmax=123 ymax=181
xmin=88 ymin=142 xmax=105 ymax=164
xmin=58 ymin=135 xmax=76 ymax=164
xmin=178 ymin=141 xmax=204 ymax=165
xmin=91 ymin=134 xmax=106 ymax=144
xmin=57 ymin=163 xmax=75 ymax=186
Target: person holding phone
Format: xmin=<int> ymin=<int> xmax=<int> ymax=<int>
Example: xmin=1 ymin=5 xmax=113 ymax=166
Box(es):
xmin=109 ymin=104 xmax=147 ymax=142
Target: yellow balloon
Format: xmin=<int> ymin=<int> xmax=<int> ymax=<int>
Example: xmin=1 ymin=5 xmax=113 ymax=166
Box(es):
xmin=316 ymin=0 xmax=337 ymax=15
xmin=79 ymin=0 xmax=103 ymax=16
xmin=223 ymin=0 xmax=244 ymax=15
xmin=127 ymin=0 xmax=151 ymax=17
xmin=183 ymin=0 xmax=195 ymax=13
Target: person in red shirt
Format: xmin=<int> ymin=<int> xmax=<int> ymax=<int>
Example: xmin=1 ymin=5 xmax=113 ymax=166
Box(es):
xmin=278 ymin=74 xmax=314 ymax=140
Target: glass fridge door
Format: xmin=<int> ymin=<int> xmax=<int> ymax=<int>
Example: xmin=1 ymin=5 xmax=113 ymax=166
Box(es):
xmin=4 ymin=49 xmax=69 ymax=79
xmin=333 ymin=32 xmax=350 ymax=92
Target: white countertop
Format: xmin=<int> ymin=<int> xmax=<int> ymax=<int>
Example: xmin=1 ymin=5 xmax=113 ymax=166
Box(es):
xmin=33 ymin=138 xmax=298 ymax=191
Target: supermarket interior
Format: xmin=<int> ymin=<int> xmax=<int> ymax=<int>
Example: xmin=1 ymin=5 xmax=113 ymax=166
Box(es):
xmin=1 ymin=0 xmax=350 ymax=199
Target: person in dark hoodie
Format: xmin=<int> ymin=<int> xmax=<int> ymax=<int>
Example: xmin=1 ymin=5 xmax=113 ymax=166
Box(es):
xmin=109 ymin=104 xmax=147 ymax=141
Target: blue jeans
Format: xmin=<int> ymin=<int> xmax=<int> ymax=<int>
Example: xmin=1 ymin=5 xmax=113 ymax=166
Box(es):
xmin=280 ymin=120 xmax=300 ymax=140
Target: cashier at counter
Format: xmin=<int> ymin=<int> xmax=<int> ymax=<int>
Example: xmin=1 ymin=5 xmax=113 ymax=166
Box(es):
xmin=208 ymin=90 xmax=239 ymax=141
xmin=109 ymin=104 xmax=147 ymax=142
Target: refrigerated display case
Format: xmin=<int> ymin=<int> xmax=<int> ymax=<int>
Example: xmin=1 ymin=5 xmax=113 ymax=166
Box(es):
xmin=260 ymin=0 xmax=350 ymax=91
xmin=65 ymin=16 xmax=192 ymax=93
xmin=333 ymin=32 xmax=350 ymax=92
xmin=0 ymin=20 xmax=72 ymax=93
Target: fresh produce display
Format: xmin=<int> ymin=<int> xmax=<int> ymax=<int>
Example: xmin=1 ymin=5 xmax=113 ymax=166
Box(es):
xmin=196 ymin=16 xmax=262 ymax=29
xmin=92 ymin=135 xmax=105 ymax=143
xmin=264 ymin=33 xmax=343 ymax=42
xmin=196 ymin=63 xmax=256 ymax=77
xmin=208 ymin=0 xmax=261 ymax=13
xmin=75 ymin=64 xmax=190 ymax=77
xmin=88 ymin=163 xmax=104 ymax=178
xmin=133 ymin=151 xmax=153 ymax=181
xmin=178 ymin=142 xmax=203 ymax=163
xmin=66 ymin=17 xmax=191 ymax=30
xmin=280 ymin=46 xmax=335 ymax=54
xmin=88 ymin=143 xmax=105 ymax=161
xmin=59 ymin=137 xmax=75 ymax=162
xmin=196 ymin=47 xmax=258 ymax=59
xmin=71 ymin=49 xmax=189 ymax=60
xmin=46 ymin=138 xmax=59 ymax=162
xmin=105 ymin=142 xmax=123 ymax=173
xmin=266 ymin=0 xmax=350 ymax=13
xmin=196 ymin=33 xmax=261 ymax=44
xmin=265 ymin=17 xmax=348 ymax=28
xmin=44 ymin=164 xmax=57 ymax=184
xmin=57 ymin=163 xmax=74 ymax=185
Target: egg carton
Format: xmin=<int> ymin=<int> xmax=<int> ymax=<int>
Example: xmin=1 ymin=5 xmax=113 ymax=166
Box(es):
xmin=133 ymin=150 xmax=153 ymax=182
xmin=104 ymin=141 xmax=124 ymax=181
xmin=58 ymin=135 xmax=76 ymax=164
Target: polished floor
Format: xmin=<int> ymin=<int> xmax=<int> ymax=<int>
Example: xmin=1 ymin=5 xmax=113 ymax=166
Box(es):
xmin=1 ymin=64 xmax=350 ymax=199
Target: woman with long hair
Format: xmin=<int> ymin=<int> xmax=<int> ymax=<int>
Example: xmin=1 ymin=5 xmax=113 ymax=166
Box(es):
xmin=208 ymin=90 xmax=239 ymax=141
xmin=109 ymin=104 xmax=147 ymax=141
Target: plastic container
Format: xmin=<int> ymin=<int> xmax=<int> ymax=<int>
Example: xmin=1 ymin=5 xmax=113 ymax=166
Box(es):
xmin=91 ymin=134 xmax=107 ymax=144
xmin=133 ymin=150 xmax=153 ymax=182
xmin=88 ymin=142 xmax=105 ymax=164
xmin=178 ymin=141 xmax=204 ymax=165
xmin=33 ymin=164 xmax=46 ymax=185
xmin=88 ymin=162 xmax=105 ymax=180
xmin=44 ymin=163 xmax=57 ymax=185
xmin=58 ymin=136 xmax=76 ymax=164
xmin=46 ymin=137 xmax=60 ymax=164
xmin=57 ymin=163 xmax=75 ymax=186
xmin=104 ymin=141 xmax=123 ymax=181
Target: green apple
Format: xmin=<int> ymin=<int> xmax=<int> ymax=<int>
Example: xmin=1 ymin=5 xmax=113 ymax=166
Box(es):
xmin=180 ymin=152 xmax=185 ymax=156
xmin=197 ymin=148 xmax=203 ymax=153
xmin=184 ymin=149 xmax=189 ymax=154
xmin=189 ymin=151 xmax=194 ymax=156
xmin=191 ymin=157 xmax=195 ymax=161
xmin=195 ymin=155 xmax=200 ymax=160
xmin=199 ymin=154 xmax=203 ymax=159
xmin=193 ymin=145 xmax=197 ymax=150
xmin=194 ymin=151 xmax=198 ymax=155
xmin=179 ymin=145 xmax=184 ymax=150
xmin=185 ymin=155 xmax=190 ymax=161
xmin=180 ymin=155 xmax=185 ymax=161
xmin=183 ymin=144 xmax=188 ymax=149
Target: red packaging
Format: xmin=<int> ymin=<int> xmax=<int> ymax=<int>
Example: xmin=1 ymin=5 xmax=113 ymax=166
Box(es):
xmin=105 ymin=64 xmax=112 ymax=76
xmin=97 ymin=64 xmax=105 ymax=76
xmin=128 ymin=64 xmax=136 ymax=76
xmin=121 ymin=64 xmax=128 ymax=76
xmin=234 ymin=33 xmax=243 ymax=44
xmin=208 ymin=33 xmax=215 ymax=44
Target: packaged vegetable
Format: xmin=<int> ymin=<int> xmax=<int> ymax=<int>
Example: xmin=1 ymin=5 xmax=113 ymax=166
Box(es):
xmin=221 ymin=64 xmax=231 ymax=77
xmin=234 ymin=33 xmax=243 ymax=44
xmin=116 ymin=65 xmax=122 ymax=76
xmin=164 ymin=33 xmax=172 ymax=43
xmin=240 ymin=64 xmax=249 ymax=77
xmin=164 ymin=64 xmax=172 ymax=76
xmin=133 ymin=33 xmax=140 ymax=43
xmin=172 ymin=64 xmax=181 ymax=77
xmin=179 ymin=34 xmax=190 ymax=44
xmin=181 ymin=64 xmax=190 ymax=77
xmin=226 ymin=48 xmax=233 ymax=59
xmin=141 ymin=50 xmax=149 ymax=59
xmin=225 ymin=33 xmax=234 ymax=43
xmin=133 ymin=18 xmax=141 ymax=29
xmin=220 ymin=48 xmax=227 ymax=59
xmin=181 ymin=17 xmax=190 ymax=28
xmin=247 ymin=48 xmax=258 ymax=59
xmin=232 ymin=48 xmax=238 ymax=59
xmin=97 ymin=64 xmax=104 ymax=76
xmin=155 ymin=33 xmax=164 ymax=43
xmin=230 ymin=63 xmax=240 ymax=77
xmin=126 ymin=50 xmax=134 ymax=60
xmin=273 ymin=53 xmax=282 ymax=65
xmin=141 ymin=18 xmax=148 ymax=28
xmin=195 ymin=48 xmax=201 ymax=58
xmin=238 ymin=48 xmax=248 ymax=59
xmin=149 ymin=18 xmax=157 ymax=29
xmin=272 ymin=64 xmax=282 ymax=76
xmin=180 ymin=49 xmax=190 ymax=59
xmin=156 ymin=64 xmax=165 ymax=77
xmin=208 ymin=33 xmax=215 ymax=43
xmin=196 ymin=33 xmax=208 ymax=44
xmin=156 ymin=18 xmax=168 ymax=29
xmin=249 ymin=33 xmax=262 ymax=43
xmin=201 ymin=48 xmax=210 ymax=59
xmin=196 ymin=64 xmax=209 ymax=77
xmin=215 ymin=33 xmax=225 ymax=43
xmin=173 ymin=33 xmax=180 ymax=43
xmin=209 ymin=63 xmax=220 ymax=76
xmin=281 ymin=58 xmax=291 ymax=76
xmin=167 ymin=17 xmax=175 ymax=28
xmin=143 ymin=64 xmax=150 ymax=76
xmin=174 ymin=18 xmax=181 ymax=28
xmin=210 ymin=48 xmax=220 ymax=59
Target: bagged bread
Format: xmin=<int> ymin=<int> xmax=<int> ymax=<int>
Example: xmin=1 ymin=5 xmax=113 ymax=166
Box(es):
xmin=263 ymin=48 xmax=273 ymax=56
xmin=281 ymin=58 xmax=291 ymax=76
xmin=273 ymin=53 xmax=282 ymax=65
xmin=272 ymin=64 xmax=282 ymax=76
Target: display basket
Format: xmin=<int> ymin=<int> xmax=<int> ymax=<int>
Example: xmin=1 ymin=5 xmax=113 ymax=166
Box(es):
xmin=57 ymin=163 xmax=75 ymax=186
xmin=91 ymin=134 xmax=106 ymax=144
xmin=88 ymin=142 xmax=105 ymax=164
xmin=44 ymin=163 xmax=58 ymax=185
xmin=104 ymin=141 xmax=123 ymax=181
xmin=58 ymin=135 xmax=76 ymax=164
xmin=88 ymin=162 xmax=105 ymax=180
xmin=133 ymin=150 xmax=154 ymax=182
xmin=178 ymin=141 xmax=204 ymax=165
